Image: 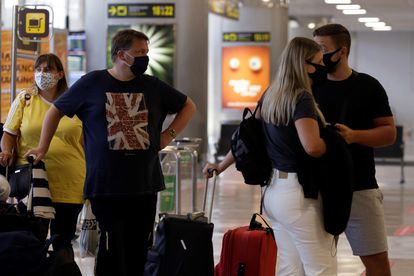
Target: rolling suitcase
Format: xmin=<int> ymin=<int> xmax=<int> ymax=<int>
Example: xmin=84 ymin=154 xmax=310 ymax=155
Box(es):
xmin=215 ymin=213 xmax=277 ymax=276
xmin=144 ymin=169 xmax=218 ymax=276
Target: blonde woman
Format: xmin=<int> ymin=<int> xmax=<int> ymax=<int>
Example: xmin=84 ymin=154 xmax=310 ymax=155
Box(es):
xmin=203 ymin=37 xmax=336 ymax=275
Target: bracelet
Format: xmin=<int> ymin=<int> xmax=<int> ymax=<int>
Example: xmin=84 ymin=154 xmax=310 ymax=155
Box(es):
xmin=167 ymin=127 xmax=177 ymax=138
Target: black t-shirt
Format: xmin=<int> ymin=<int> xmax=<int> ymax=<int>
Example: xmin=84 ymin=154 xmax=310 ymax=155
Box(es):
xmin=313 ymin=71 xmax=392 ymax=191
xmin=263 ymin=92 xmax=318 ymax=172
xmin=54 ymin=70 xmax=187 ymax=198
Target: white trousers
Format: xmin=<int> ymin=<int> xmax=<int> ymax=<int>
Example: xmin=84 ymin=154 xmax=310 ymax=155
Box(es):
xmin=263 ymin=170 xmax=337 ymax=276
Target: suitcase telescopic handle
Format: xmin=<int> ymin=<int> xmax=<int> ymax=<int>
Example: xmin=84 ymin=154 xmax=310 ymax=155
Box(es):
xmin=203 ymin=169 xmax=218 ymax=223
xmin=27 ymin=154 xmax=35 ymax=164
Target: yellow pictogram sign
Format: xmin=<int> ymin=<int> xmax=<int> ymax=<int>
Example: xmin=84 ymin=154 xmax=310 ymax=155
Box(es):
xmin=26 ymin=13 xmax=46 ymax=34
xmin=18 ymin=8 xmax=50 ymax=38
xmin=108 ymin=5 xmax=127 ymax=17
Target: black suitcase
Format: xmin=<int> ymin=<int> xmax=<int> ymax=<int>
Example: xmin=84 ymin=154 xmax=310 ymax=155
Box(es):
xmin=144 ymin=169 xmax=217 ymax=276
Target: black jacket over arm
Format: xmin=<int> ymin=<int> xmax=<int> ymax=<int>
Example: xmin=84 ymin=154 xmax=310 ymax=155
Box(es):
xmin=297 ymin=126 xmax=354 ymax=236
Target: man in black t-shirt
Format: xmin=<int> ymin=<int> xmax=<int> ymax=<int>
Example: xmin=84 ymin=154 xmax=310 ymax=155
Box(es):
xmin=313 ymin=24 xmax=395 ymax=276
xmin=26 ymin=30 xmax=196 ymax=275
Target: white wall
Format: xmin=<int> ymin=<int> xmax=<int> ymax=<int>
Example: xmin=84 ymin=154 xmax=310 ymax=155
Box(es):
xmin=350 ymin=31 xmax=414 ymax=139
xmin=1 ymin=0 xmax=19 ymax=28
xmin=84 ymin=0 xmax=107 ymax=71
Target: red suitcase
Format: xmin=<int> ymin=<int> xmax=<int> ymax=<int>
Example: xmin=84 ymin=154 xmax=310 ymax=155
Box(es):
xmin=215 ymin=213 xmax=277 ymax=276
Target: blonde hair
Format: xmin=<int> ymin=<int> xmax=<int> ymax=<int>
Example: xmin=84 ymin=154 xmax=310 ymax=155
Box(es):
xmin=261 ymin=37 xmax=326 ymax=126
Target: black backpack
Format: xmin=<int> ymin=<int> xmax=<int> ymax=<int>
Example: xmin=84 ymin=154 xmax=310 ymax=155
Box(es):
xmin=0 ymin=229 xmax=82 ymax=276
xmin=230 ymin=107 xmax=272 ymax=186
xmin=0 ymin=230 xmax=50 ymax=276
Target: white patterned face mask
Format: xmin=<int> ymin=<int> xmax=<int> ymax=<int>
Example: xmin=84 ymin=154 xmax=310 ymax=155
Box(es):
xmin=35 ymin=72 xmax=59 ymax=91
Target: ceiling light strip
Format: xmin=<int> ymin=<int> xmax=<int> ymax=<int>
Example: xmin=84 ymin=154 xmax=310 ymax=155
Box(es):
xmin=336 ymin=5 xmax=361 ymax=10
xmin=358 ymin=17 xmax=380 ymax=23
xmin=343 ymin=9 xmax=366 ymax=15
xmin=325 ymin=0 xmax=351 ymax=4
xmin=323 ymin=0 xmax=392 ymax=32
xmin=373 ymin=26 xmax=392 ymax=31
xmin=365 ymin=22 xmax=386 ymax=28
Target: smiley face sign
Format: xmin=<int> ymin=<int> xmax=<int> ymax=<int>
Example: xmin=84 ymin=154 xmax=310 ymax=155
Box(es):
xmin=222 ymin=46 xmax=270 ymax=109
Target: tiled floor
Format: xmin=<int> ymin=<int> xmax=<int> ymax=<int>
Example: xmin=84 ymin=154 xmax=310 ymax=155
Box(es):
xmin=74 ymin=163 xmax=414 ymax=275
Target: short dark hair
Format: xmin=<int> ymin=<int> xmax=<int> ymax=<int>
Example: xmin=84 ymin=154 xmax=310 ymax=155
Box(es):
xmin=35 ymin=53 xmax=68 ymax=95
xmin=111 ymin=29 xmax=149 ymax=62
xmin=313 ymin=24 xmax=351 ymax=56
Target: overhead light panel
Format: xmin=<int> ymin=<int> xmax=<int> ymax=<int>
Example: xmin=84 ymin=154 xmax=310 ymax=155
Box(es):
xmin=289 ymin=19 xmax=300 ymax=29
xmin=336 ymin=5 xmax=361 ymax=10
xmin=365 ymin=22 xmax=386 ymax=28
xmin=308 ymin=22 xmax=316 ymax=29
xmin=343 ymin=9 xmax=366 ymax=15
xmin=325 ymin=0 xmax=351 ymax=3
xmin=358 ymin=17 xmax=380 ymax=23
xmin=373 ymin=26 xmax=392 ymax=31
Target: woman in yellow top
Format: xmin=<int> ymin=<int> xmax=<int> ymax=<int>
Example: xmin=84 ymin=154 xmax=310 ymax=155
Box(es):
xmin=0 ymin=53 xmax=85 ymax=251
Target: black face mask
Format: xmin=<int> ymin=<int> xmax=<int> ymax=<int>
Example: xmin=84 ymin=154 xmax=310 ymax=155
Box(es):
xmin=307 ymin=62 xmax=327 ymax=87
xmin=125 ymin=55 xmax=149 ymax=76
xmin=323 ymin=48 xmax=342 ymax=73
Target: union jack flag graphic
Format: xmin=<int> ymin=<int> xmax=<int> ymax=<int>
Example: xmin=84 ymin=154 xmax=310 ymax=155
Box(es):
xmin=106 ymin=92 xmax=150 ymax=150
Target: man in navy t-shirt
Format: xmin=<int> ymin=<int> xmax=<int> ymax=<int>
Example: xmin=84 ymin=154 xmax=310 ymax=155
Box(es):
xmin=26 ymin=29 xmax=196 ymax=275
xmin=313 ymin=24 xmax=395 ymax=276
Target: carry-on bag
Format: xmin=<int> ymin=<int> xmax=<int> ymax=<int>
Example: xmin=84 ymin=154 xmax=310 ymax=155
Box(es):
xmin=2 ymin=156 xmax=54 ymax=241
xmin=144 ymin=170 xmax=218 ymax=276
xmin=0 ymin=230 xmax=52 ymax=276
xmin=8 ymin=156 xmax=55 ymax=220
xmin=79 ymin=199 xmax=98 ymax=258
xmin=215 ymin=213 xmax=277 ymax=276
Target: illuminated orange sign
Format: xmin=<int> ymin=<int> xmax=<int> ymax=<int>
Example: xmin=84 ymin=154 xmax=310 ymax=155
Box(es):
xmin=221 ymin=46 xmax=270 ymax=109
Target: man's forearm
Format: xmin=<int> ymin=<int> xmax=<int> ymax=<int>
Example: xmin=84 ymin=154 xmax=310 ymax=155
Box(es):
xmin=353 ymin=125 xmax=396 ymax=148
xmin=167 ymin=97 xmax=196 ymax=135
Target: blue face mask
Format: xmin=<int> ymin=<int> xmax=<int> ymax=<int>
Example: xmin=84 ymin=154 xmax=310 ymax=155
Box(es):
xmin=323 ymin=48 xmax=342 ymax=73
xmin=125 ymin=53 xmax=149 ymax=76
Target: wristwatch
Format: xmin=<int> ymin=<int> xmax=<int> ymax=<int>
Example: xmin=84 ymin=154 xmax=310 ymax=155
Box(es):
xmin=167 ymin=127 xmax=177 ymax=138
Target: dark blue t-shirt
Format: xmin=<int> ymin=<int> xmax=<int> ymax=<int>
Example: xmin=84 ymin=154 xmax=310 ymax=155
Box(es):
xmin=54 ymin=70 xmax=187 ymax=198
xmin=262 ymin=92 xmax=318 ymax=172
xmin=313 ymin=71 xmax=392 ymax=191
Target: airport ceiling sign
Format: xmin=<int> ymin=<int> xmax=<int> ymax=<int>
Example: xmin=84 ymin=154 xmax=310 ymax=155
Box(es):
xmin=18 ymin=8 xmax=50 ymax=38
xmin=108 ymin=3 xmax=175 ymax=18
xmin=223 ymin=32 xmax=271 ymax=43
xmin=209 ymin=0 xmax=239 ymax=20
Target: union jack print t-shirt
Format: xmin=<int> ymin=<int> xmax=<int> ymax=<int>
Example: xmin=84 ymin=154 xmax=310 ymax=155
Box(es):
xmin=105 ymin=92 xmax=150 ymax=150
xmin=54 ymin=70 xmax=187 ymax=198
